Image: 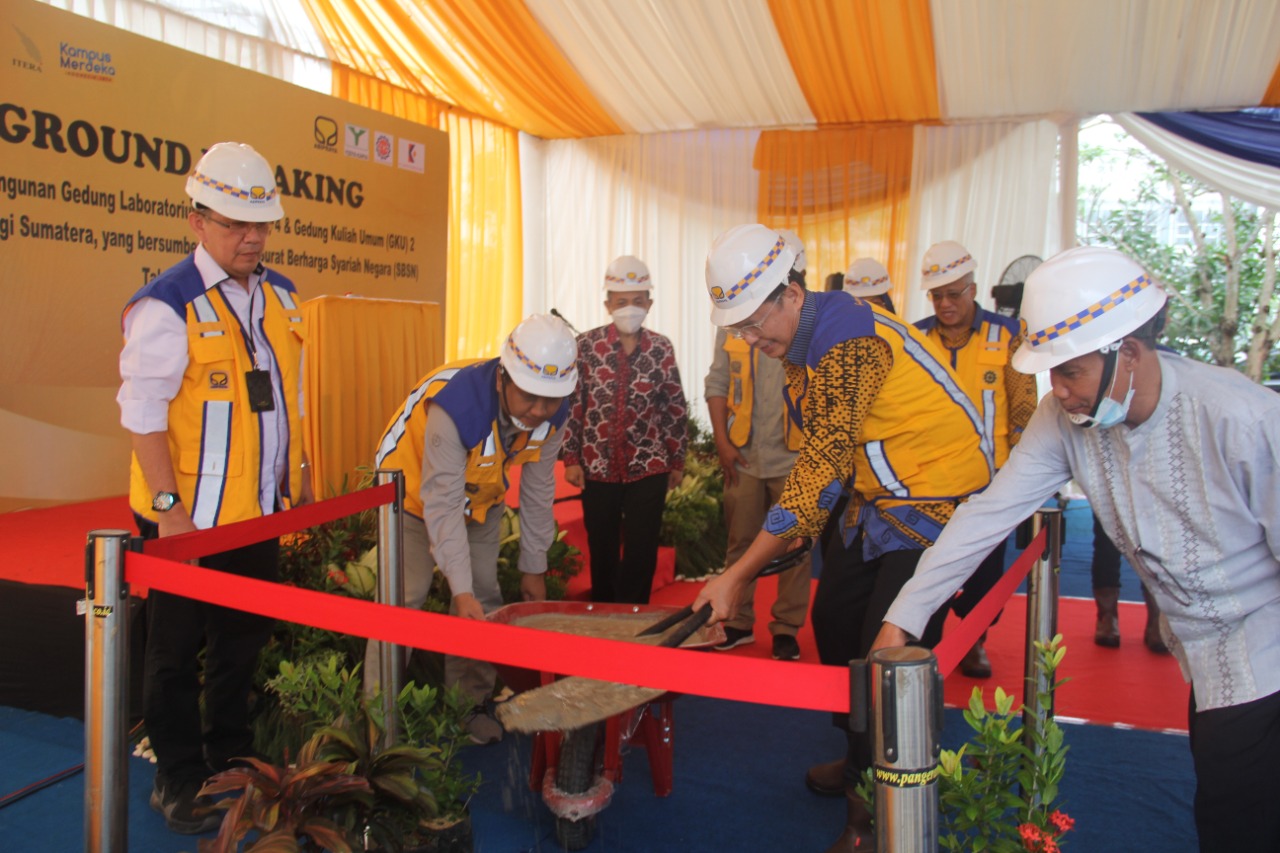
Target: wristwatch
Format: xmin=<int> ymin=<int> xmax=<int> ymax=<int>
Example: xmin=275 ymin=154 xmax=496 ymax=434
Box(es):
xmin=151 ymin=491 xmax=181 ymax=512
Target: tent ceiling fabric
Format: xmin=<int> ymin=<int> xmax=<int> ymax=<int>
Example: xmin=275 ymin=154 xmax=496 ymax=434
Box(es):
xmin=298 ymin=0 xmax=1280 ymax=139
xmin=525 ymin=0 xmax=814 ymax=134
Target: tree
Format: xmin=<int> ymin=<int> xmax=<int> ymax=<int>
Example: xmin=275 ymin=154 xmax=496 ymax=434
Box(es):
xmin=1077 ymin=119 xmax=1280 ymax=382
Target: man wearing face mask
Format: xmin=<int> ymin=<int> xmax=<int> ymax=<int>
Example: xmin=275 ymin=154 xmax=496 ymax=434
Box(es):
xmin=365 ymin=314 xmax=578 ymax=744
xmin=563 ymin=255 xmax=688 ymax=604
xmin=873 ymin=246 xmax=1280 ymax=853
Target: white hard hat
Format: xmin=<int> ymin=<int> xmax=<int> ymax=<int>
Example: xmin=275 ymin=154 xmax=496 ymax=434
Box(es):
xmin=500 ymin=314 xmax=579 ymax=398
xmin=1011 ymin=246 xmax=1168 ymax=375
xmin=603 ymin=255 xmax=653 ymax=292
xmin=843 ymin=258 xmax=892 ymax=297
xmin=705 ymin=225 xmax=796 ymax=326
xmin=776 ymin=229 xmax=807 ymax=274
xmin=186 ymin=142 xmax=283 ymax=222
xmin=921 ymin=240 xmax=976 ymax=290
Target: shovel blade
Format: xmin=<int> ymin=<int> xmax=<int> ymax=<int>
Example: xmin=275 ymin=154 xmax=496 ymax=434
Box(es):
xmin=495 ymin=676 xmax=664 ymax=733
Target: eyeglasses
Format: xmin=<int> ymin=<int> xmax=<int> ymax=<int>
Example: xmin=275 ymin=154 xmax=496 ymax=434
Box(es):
xmin=728 ymin=297 xmax=781 ymax=340
xmin=928 ymin=283 xmax=974 ymax=304
xmin=200 ymin=211 xmax=276 ymax=237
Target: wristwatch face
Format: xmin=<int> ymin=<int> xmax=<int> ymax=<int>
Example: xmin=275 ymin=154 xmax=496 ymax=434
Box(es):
xmin=152 ymin=491 xmax=179 ymax=512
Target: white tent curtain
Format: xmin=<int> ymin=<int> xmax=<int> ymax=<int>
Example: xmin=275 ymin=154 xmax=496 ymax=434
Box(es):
xmin=42 ymin=0 xmax=331 ymax=91
xmin=1113 ymin=113 xmax=1280 ymax=211
xmin=902 ymin=119 xmax=1063 ymax=324
xmin=524 ymin=0 xmax=814 ymax=135
xmin=932 ymin=0 xmax=1280 ymax=122
xmin=525 ymin=129 xmax=761 ymax=425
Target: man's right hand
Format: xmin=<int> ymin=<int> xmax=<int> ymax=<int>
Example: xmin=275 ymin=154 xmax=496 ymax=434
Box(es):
xmin=715 ymin=440 xmax=747 ymax=488
xmin=564 ymin=464 xmax=585 ymax=489
xmin=156 ymin=507 xmax=197 ymax=539
xmin=452 ymin=592 xmax=486 ymax=621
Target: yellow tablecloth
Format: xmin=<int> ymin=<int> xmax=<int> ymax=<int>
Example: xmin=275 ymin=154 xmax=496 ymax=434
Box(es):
xmin=302 ymin=296 xmax=443 ymax=497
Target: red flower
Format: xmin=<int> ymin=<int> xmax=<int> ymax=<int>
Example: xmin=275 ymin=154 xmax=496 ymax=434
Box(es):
xmin=1019 ymin=823 xmax=1043 ymax=849
xmin=1048 ymin=810 xmax=1075 ymax=834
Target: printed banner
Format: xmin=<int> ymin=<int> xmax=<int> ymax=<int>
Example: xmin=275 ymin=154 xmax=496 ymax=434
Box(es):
xmin=0 ymin=1 xmax=448 ymax=510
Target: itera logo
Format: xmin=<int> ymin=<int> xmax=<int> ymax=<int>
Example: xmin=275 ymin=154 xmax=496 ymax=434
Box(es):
xmin=60 ymin=41 xmax=115 ymax=82
xmin=313 ymin=116 xmax=338 ymax=151
xmin=344 ymin=123 xmax=369 ymax=160
xmin=12 ymin=26 xmax=43 ymax=73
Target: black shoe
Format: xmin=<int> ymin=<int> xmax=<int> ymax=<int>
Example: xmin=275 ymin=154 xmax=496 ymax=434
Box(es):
xmin=714 ymin=627 xmax=754 ymax=651
xmin=150 ymin=776 xmax=222 ymax=835
xmin=771 ymin=634 xmax=800 ymax=661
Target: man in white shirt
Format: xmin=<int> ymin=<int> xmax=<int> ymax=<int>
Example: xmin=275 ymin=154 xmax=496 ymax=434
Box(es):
xmin=874 ymin=246 xmax=1280 ymax=853
xmin=118 ymin=142 xmax=311 ymax=835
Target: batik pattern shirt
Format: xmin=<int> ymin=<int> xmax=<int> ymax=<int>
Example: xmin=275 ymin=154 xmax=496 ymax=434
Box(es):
xmin=563 ymin=324 xmax=688 ymax=483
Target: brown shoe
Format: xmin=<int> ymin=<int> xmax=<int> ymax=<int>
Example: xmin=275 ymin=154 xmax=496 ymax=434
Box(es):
xmin=805 ymin=757 xmax=846 ymax=797
xmin=959 ymin=633 xmax=992 ymax=678
xmin=1094 ymin=587 xmax=1121 ymax=647
xmin=1142 ymin=584 xmax=1171 ymax=655
xmin=824 ymin=789 xmax=875 ymax=852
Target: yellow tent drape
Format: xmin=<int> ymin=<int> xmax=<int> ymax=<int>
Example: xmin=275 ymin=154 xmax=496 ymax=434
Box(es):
xmin=303 ymin=0 xmax=621 ymax=139
xmin=328 ymin=66 xmax=523 ymax=362
xmin=755 ymin=126 xmax=915 ymax=307
xmin=1264 ymin=60 xmax=1280 ymax=106
xmin=439 ymin=109 xmax=525 ymax=360
xmin=768 ymin=0 xmax=939 ymax=124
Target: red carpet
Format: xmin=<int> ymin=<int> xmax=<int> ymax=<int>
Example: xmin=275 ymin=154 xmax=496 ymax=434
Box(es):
xmin=1 ymin=495 xmax=1188 ymax=733
xmin=0 ymin=497 xmax=135 ymax=589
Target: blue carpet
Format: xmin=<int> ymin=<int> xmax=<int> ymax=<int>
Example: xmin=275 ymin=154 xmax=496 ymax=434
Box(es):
xmin=0 ymin=697 xmax=1195 ymax=852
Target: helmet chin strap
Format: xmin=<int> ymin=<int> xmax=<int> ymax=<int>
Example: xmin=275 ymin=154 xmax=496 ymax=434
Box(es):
xmin=498 ymin=368 xmax=538 ymax=432
xmin=1087 ymin=343 xmax=1122 ymax=421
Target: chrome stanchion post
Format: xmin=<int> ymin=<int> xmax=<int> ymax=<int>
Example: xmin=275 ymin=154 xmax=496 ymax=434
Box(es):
xmin=375 ymin=469 xmax=406 ymax=745
xmin=84 ymin=530 xmax=133 ymax=853
xmin=869 ymin=646 xmax=943 ymax=852
xmin=1022 ymin=507 xmax=1063 ymax=801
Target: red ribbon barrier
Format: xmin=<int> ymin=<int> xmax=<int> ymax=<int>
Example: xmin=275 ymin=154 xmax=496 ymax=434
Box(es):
xmin=125 ymin=551 xmax=852 ymax=714
xmin=931 ymin=527 xmax=1047 ymax=678
xmin=125 ymin=525 xmax=1048 ymax=716
xmin=142 ymin=484 xmax=396 ymax=563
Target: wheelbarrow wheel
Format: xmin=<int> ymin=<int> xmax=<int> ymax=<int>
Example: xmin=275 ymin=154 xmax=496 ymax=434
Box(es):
xmin=554 ymin=722 xmax=601 ymax=851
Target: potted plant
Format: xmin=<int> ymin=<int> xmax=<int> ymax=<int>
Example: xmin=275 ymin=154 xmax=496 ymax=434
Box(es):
xmin=197 ymin=730 xmax=372 ymax=853
xmin=260 ymin=655 xmax=480 ymax=851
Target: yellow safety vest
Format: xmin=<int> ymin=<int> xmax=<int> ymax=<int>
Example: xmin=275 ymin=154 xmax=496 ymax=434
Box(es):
xmin=780 ymin=292 xmax=990 ymax=549
xmin=375 ymin=359 xmax=566 ymax=523
xmin=723 ymin=336 xmax=803 ymax=452
xmin=916 ymin=308 xmax=1023 ymax=472
xmin=125 ymin=259 xmax=305 ymax=526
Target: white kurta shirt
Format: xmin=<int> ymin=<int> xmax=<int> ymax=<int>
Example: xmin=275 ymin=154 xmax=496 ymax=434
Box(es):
xmin=886 ymin=352 xmax=1280 ymax=711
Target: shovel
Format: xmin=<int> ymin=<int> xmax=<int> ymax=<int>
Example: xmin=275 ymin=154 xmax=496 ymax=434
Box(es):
xmin=494 ymin=539 xmax=812 ymax=733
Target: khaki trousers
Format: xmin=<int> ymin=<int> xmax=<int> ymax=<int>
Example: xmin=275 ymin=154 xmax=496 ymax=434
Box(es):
xmin=723 ymin=471 xmax=812 ymax=635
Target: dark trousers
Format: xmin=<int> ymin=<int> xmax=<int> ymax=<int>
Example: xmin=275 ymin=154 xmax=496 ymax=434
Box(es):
xmin=1091 ymin=511 xmax=1123 ymax=589
xmin=1189 ymin=687 xmax=1280 ymax=853
xmin=581 ymin=473 xmax=668 ymax=604
xmin=139 ymin=517 xmax=278 ymax=785
xmin=811 ymin=534 xmax=947 ymax=784
xmin=950 ymin=538 xmax=1007 ymax=625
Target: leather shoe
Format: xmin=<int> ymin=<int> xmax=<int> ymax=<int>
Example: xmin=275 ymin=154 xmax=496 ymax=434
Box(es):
xmin=1094 ymin=587 xmax=1121 ymax=647
xmin=959 ymin=635 xmax=992 ymax=679
xmin=805 ymin=757 xmax=846 ymax=797
xmin=1142 ymin=584 xmax=1171 ymax=655
xmin=824 ymin=789 xmax=875 ymax=852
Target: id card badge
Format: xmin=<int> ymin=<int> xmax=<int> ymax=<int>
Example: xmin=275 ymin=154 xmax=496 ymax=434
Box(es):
xmin=245 ymin=370 xmax=276 ymax=412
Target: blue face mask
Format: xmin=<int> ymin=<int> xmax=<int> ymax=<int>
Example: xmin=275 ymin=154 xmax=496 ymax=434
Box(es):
xmin=1068 ymin=346 xmax=1134 ymax=430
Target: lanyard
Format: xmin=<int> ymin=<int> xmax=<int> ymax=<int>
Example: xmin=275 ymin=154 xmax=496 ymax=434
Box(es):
xmin=217 ymin=282 xmax=261 ymax=370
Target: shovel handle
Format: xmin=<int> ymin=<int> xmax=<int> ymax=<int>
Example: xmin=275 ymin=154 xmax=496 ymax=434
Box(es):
xmin=662 ymin=604 xmax=713 ymax=648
